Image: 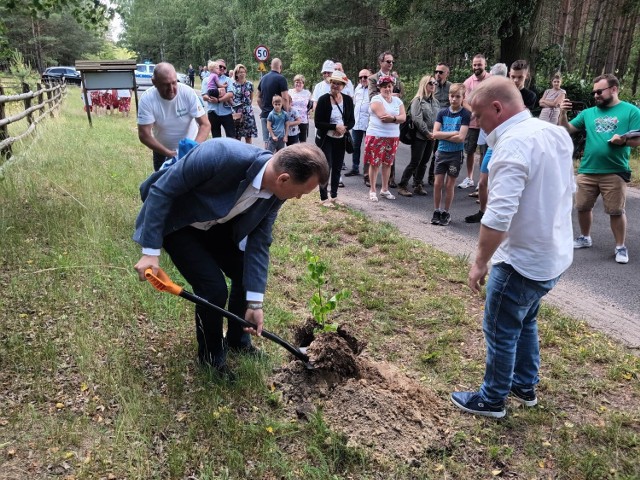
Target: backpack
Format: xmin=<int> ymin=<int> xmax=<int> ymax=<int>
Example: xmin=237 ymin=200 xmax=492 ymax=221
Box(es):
xmin=399 ymin=116 xmax=415 ymax=145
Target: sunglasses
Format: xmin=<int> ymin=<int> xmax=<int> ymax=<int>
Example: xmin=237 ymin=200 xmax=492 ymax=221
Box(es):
xmin=428 ymin=81 xmax=437 ymax=86
xmin=384 ymin=60 xmax=395 ymax=64
xmin=591 ymin=86 xmax=612 ymax=96
xmin=434 ymin=70 xmax=445 ymax=74
xmin=219 ymin=65 xmax=226 ymax=70
xmin=358 ymin=76 xmax=368 ymax=80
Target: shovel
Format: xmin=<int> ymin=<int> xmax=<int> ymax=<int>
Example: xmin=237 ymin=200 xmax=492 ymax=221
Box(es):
xmin=144 ymin=268 xmax=312 ymax=368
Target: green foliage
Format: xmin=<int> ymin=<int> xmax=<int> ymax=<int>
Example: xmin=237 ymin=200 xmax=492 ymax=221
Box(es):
xmin=303 ymin=247 xmax=350 ymax=333
xmin=4 ymin=0 xmax=114 ymax=31
xmin=8 ymin=50 xmax=33 ymax=83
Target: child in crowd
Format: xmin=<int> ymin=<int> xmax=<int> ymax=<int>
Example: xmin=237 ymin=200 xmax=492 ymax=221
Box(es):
xmin=117 ymin=89 xmax=132 ymax=117
xmin=285 ymin=106 xmax=302 ymax=145
xmin=206 ymin=61 xmax=228 ymax=103
xmin=266 ymin=95 xmax=289 ymax=152
xmin=430 ymin=83 xmax=471 ymax=226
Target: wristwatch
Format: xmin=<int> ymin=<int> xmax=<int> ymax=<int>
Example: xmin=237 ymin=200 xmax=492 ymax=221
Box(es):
xmin=247 ymin=302 xmax=263 ymax=310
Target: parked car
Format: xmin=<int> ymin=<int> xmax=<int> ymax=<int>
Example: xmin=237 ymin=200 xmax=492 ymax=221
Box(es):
xmin=177 ymin=72 xmax=189 ymax=85
xmin=135 ymin=63 xmax=156 ymax=90
xmin=41 ymin=66 xmax=81 ymax=85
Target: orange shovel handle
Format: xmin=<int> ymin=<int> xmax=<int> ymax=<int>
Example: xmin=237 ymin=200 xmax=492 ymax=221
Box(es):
xmin=144 ymin=268 xmax=184 ymax=296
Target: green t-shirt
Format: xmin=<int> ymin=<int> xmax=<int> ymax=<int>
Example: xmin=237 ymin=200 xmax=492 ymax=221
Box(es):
xmin=570 ymin=101 xmax=640 ymax=174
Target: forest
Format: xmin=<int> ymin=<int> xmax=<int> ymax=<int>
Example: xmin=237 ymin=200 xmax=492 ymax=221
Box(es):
xmin=1 ymin=0 xmax=640 ymax=98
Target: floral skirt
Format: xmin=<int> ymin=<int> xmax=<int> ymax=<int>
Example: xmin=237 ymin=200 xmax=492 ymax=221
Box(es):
xmin=363 ymin=135 xmax=399 ymax=166
xmin=235 ymin=109 xmax=258 ymax=139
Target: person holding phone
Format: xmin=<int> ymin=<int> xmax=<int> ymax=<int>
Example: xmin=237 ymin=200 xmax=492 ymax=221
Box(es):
xmin=559 ymin=74 xmax=640 ymax=264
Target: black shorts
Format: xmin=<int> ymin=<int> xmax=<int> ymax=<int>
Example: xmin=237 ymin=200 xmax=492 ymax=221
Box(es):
xmin=434 ymin=150 xmax=464 ymax=178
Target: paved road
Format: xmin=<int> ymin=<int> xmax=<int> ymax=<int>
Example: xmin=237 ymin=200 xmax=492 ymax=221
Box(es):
xmin=257 ymin=112 xmax=640 ymax=350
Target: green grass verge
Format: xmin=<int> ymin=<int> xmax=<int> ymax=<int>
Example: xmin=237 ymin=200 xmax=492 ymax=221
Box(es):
xmin=0 ymin=93 xmax=638 ymax=479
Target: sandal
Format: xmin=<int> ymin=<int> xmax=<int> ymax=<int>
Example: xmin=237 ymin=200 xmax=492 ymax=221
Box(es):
xmin=321 ymin=199 xmax=334 ymax=208
xmin=331 ymin=197 xmax=345 ymax=206
xmin=369 ymin=192 xmax=378 ymax=202
xmin=380 ymin=190 xmax=396 ymax=200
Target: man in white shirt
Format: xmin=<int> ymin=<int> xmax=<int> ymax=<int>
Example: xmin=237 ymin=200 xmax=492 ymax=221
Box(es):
xmin=450 ymin=76 xmax=574 ymax=418
xmin=345 ymin=68 xmax=372 ymax=177
xmin=311 ymin=59 xmax=334 ymax=109
xmin=138 ymin=62 xmax=210 ymax=171
xmin=333 ymin=62 xmax=354 ymax=97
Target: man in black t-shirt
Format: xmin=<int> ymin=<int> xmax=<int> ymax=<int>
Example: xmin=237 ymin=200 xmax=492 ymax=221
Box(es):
xmin=257 ymin=58 xmax=289 ymax=148
xmin=509 ymin=60 xmax=537 ymax=110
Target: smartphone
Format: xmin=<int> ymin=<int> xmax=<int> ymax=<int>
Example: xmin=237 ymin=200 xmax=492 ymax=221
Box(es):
xmin=571 ymin=101 xmax=587 ymax=112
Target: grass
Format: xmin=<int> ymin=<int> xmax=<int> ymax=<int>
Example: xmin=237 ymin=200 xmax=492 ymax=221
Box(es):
xmin=0 ymin=93 xmax=639 ymax=479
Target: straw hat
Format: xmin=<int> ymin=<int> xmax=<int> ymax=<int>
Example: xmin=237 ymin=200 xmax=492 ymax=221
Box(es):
xmin=328 ymin=70 xmax=348 ymax=85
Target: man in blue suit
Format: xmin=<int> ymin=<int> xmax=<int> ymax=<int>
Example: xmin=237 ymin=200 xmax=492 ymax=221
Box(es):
xmin=133 ymin=138 xmax=329 ymax=378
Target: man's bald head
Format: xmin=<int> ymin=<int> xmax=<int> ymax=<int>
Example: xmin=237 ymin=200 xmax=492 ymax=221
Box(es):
xmin=152 ymin=62 xmax=178 ymax=100
xmin=271 ymin=58 xmax=282 ymax=72
xmin=468 ymin=76 xmax=525 ymax=134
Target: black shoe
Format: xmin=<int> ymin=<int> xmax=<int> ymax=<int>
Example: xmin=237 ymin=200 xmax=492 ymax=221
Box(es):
xmin=465 ymin=210 xmax=484 ymax=223
xmin=338 ymin=181 xmax=345 ymax=188
xmin=427 ymin=177 xmax=435 ymax=186
xmin=439 ymin=211 xmax=451 ymax=226
xmin=510 ymin=385 xmax=537 ymax=407
xmin=430 ymin=210 xmax=441 ymax=225
xmin=197 ymin=356 xmax=237 ymax=382
xmin=364 ymin=175 xmax=370 ymax=187
xmin=389 ymin=181 xmax=397 ymax=188
xmin=229 ymin=344 xmax=263 ymax=358
xmin=344 ymin=170 xmax=360 ymax=177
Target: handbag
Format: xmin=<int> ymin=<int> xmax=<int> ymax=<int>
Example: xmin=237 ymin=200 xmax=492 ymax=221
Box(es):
xmin=399 ymin=116 xmax=415 ymax=145
xmin=344 ymin=133 xmax=354 ymax=154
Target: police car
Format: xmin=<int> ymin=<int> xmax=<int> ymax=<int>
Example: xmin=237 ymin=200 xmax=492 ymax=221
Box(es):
xmin=135 ymin=63 xmax=155 ymax=90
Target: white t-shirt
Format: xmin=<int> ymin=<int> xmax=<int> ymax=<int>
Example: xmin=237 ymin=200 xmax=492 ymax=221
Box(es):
xmin=137 ymin=83 xmax=206 ymax=151
xmin=366 ymin=94 xmax=403 ymax=137
xmin=312 ymin=81 xmax=331 ymax=102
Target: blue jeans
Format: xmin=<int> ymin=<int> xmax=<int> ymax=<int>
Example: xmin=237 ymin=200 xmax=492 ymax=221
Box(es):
xmin=351 ymin=129 xmax=365 ymax=173
xmin=479 ymin=263 xmax=560 ymax=404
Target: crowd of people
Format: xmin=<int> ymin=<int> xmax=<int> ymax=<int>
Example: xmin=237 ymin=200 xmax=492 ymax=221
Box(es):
xmin=131 ymin=57 xmax=640 ymax=415
xmin=82 ymin=88 xmax=132 ymax=116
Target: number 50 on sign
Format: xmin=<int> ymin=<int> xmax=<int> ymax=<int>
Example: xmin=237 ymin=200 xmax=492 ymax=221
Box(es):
xmin=254 ymin=45 xmax=270 ymax=62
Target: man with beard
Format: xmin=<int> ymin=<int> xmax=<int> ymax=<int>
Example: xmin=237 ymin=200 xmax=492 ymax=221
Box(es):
xmin=559 ymin=74 xmax=640 ymax=264
xmin=459 ymin=54 xmax=492 ymax=190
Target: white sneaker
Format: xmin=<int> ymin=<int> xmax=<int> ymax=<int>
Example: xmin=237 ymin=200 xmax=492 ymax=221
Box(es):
xmin=573 ymin=235 xmax=593 ymax=249
xmin=369 ymin=192 xmax=378 ymax=202
xmin=458 ymin=177 xmax=474 ymax=189
xmin=615 ymin=246 xmax=629 ymax=264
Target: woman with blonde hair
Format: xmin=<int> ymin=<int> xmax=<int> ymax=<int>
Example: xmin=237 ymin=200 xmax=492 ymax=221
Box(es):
xmin=231 ymin=63 xmax=258 ymax=143
xmin=288 ymin=74 xmax=312 ymax=143
xmin=397 ymin=75 xmax=440 ymax=197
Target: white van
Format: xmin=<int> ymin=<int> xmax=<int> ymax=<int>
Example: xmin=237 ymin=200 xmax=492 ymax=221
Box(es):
xmin=135 ymin=63 xmax=156 ymax=89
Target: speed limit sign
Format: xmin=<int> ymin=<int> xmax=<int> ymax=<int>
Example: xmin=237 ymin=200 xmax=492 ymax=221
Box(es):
xmin=254 ymin=45 xmax=270 ymax=63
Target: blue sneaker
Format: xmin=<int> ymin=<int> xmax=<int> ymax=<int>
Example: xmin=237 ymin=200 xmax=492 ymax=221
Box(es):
xmin=450 ymin=391 xmax=506 ymax=418
xmin=510 ymin=385 xmax=537 ymax=407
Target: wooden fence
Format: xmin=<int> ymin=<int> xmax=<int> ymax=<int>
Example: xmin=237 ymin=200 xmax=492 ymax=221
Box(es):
xmin=0 ymin=81 xmax=67 ymax=159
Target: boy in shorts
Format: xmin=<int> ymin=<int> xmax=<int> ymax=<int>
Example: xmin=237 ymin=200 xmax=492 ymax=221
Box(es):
xmin=267 ymin=95 xmax=289 ymax=152
xmin=431 ymin=83 xmax=471 ymax=225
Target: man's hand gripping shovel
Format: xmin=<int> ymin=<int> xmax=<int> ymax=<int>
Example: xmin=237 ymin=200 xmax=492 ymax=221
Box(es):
xmin=144 ymin=268 xmax=313 ymax=369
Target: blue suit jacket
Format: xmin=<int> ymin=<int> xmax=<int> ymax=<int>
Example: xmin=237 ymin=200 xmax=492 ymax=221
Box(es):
xmin=133 ymin=138 xmax=285 ymax=294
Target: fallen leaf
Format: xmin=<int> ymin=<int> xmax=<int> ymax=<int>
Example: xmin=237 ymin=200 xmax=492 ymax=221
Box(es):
xmin=56 ymin=403 xmax=64 ymax=409
xmin=491 ymin=469 xmax=502 ymax=476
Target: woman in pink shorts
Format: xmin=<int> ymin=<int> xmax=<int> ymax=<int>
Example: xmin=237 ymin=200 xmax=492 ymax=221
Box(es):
xmin=363 ymin=76 xmax=406 ymax=201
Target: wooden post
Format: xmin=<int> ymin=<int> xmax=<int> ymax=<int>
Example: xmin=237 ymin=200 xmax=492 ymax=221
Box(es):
xmin=0 ymin=85 xmax=11 ymax=159
xmin=37 ymin=82 xmax=44 ymax=120
xmin=46 ymin=85 xmax=54 ymax=118
xmin=22 ymin=82 xmax=33 ymax=125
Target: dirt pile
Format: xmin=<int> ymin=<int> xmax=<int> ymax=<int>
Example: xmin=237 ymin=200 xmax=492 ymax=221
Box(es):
xmin=270 ymin=322 xmax=451 ymax=462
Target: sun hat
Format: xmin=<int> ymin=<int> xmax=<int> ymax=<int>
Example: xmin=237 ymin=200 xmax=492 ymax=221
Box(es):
xmin=376 ymin=75 xmax=395 ymax=86
xmin=328 ymin=70 xmax=348 ymax=85
xmin=321 ymin=60 xmax=335 ymax=74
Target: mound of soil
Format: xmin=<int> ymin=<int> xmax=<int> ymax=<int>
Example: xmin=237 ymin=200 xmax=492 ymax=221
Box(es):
xmin=270 ymin=321 xmax=451 ymax=462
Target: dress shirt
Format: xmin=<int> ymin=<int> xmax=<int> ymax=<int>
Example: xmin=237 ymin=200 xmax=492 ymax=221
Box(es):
xmin=483 ymin=110 xmax=575 ymax=280
xmin=353 ymin=85 xmax=370 ymax=130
